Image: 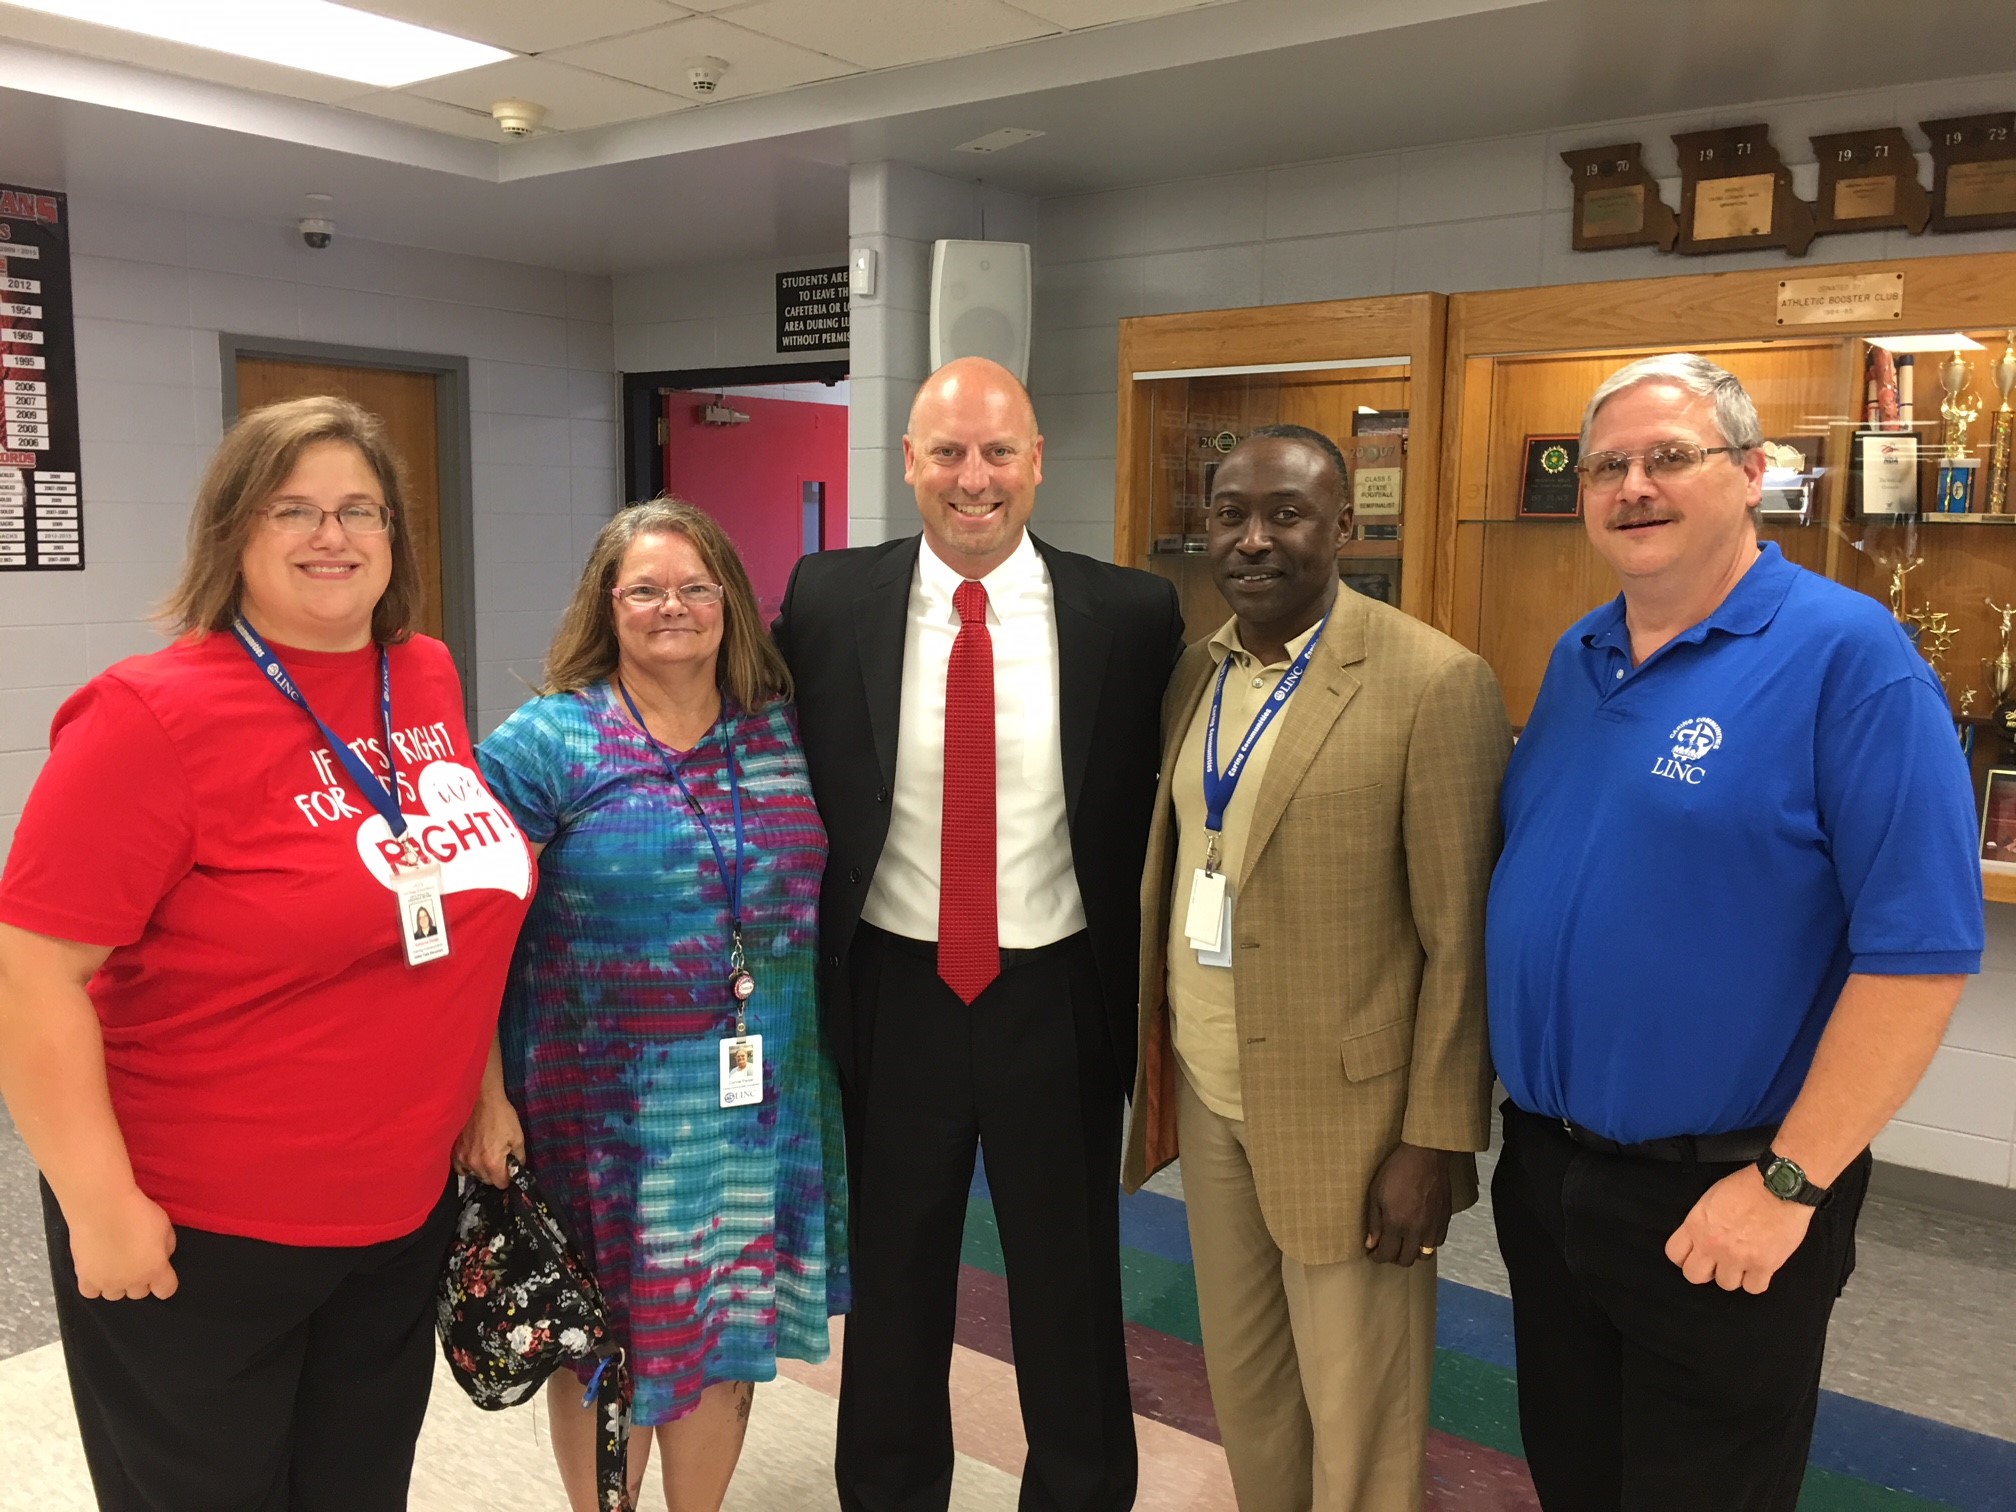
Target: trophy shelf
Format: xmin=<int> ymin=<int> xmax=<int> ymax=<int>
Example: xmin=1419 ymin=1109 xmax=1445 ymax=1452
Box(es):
xmin=1440 ymin=251 xmax=2016 ymax=906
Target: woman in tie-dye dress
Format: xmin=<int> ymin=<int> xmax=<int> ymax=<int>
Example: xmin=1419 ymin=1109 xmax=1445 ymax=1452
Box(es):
xmin=459 ymin=499 xmax=848 ymax=1512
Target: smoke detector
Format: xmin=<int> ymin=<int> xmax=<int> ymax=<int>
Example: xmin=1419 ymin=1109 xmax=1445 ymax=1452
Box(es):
xmin=490 ymin=99 xmax=547 ymax=137
xmin=687 ymin=56 xmax=728 ymax=95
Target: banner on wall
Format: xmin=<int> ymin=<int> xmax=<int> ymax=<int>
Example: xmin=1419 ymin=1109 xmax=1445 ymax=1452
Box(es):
xmin=0 ymin=182 xmax=82 ymax=572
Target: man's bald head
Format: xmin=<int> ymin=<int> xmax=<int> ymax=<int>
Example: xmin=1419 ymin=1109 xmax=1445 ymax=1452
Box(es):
xmin=906 ymin=357 xmax=1037 ymax=438
xmin=902 ymin=357 xmax=1045 ymax=579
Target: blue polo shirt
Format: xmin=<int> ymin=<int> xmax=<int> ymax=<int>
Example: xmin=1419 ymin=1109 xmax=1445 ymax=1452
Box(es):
xmin=1488 ymin=542 xmax=1982 ymax=1144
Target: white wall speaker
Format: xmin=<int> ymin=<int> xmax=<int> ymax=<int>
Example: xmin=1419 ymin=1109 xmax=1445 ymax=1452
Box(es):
xmin=929 ymin=240 xmax=1032 ymax=383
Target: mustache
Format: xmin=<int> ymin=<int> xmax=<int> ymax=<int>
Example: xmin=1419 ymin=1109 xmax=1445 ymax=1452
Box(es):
xmin=1607 ymin=504 xmax=1671 ymax=529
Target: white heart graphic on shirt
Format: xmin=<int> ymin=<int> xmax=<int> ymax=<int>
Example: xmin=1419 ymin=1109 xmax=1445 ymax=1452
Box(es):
xmin=355 ymin=760 xmax=532 ymax=899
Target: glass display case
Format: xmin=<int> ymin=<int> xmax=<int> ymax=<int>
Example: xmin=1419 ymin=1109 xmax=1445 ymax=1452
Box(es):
xmin=1115 ymin=294 xmax=1446 ymax=639
xmin=1440 ymin=251 xmax=2016 ymax=900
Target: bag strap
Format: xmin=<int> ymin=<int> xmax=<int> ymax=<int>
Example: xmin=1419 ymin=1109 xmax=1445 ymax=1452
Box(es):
xmin=583 ymin=1346 xmax=634 ymax=1512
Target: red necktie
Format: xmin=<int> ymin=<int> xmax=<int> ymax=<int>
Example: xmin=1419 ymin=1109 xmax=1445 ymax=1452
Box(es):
xmin=939 ymin=578 xmax=999 ymax=1004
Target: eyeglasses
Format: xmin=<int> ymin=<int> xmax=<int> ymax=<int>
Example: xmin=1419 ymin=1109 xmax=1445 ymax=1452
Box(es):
xmin=1576 ymin=443 xmax=1746 ymax=494
xmin=264 ymin=502 xmax=393 ymax=535
xmin=612 ymin=582 xmax=725 ymax=610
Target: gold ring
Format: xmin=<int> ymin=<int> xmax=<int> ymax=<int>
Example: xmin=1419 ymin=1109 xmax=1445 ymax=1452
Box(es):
xmin=1419 ymin=1246 xmax=1437 ymax=1257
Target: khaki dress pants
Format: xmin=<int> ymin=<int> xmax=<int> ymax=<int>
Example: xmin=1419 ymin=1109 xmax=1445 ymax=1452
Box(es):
xmin=1177 ymin=1072 xmax=1436 ymax=1512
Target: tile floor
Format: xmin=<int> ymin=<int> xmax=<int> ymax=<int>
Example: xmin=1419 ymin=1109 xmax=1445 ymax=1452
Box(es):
xmin=4 ymin=1115 xmax=2014 ymax=1511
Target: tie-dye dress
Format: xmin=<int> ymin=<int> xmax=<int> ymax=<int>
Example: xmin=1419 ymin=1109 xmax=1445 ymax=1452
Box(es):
xmin=477 ymin=683 xmax=849 ymax=1426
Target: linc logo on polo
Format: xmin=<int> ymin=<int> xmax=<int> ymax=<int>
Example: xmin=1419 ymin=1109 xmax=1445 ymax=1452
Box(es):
xmin=1652 ymin=715 xmax=1723 ymax=784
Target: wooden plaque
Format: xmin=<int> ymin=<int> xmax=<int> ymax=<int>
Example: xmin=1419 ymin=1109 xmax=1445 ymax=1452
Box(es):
xmin=1811 ymin=128 xmax=1930 ymax=236
xmin=1561 ymin=143 xmax=1679 ymax=252
xmin=1519 ymin=436 xmax=1582 ymax=518
xmin=1672 ymin=125 xmax=1816 ymax=256
xmin=1922 ymin=113 xmax=2016 ymax=233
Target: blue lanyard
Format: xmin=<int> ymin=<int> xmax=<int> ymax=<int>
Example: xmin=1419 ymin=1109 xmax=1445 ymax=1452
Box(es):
xmin=1202 ymin=610 xmax=1330 ymax=859
xmin=231 ymin=616 xmax=406 ymax=839
xmin=616 ymin=680 xmax=746 ymax=943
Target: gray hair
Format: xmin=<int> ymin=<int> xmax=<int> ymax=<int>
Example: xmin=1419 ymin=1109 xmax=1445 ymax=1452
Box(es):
xmin=1580 ymin=353 xmax=1764 ymax=455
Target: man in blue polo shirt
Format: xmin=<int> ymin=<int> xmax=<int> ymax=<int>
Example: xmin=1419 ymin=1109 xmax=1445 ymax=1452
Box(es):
xmin=1487 ymin=353 xmax=1982 ymax=1512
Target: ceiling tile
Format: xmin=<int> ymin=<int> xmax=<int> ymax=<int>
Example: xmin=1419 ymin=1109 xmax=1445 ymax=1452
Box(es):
xmin=341 ymin=90 xmax=509 ymax=141
xmin=552 ymin=16 xmax=855 ymax=102
xmin=723 ymin=0 xmax=1055 ymax=70
xmin=1004 ymin=0 xmax=1230 ymax=26
xmin=408 ymin=56 xmax=691 ymax=130
xmin=339 ymin=0 xmax=693 ymax=56
xmin=0 ymin=4 xmax=359 ymax=101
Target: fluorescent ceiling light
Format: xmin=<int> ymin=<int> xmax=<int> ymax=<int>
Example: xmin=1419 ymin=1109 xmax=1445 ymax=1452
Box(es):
xmin=9 ymin=0 xmax=512 ymax=87
xmin=1866 ymin=333 xmax=1986 ymax=354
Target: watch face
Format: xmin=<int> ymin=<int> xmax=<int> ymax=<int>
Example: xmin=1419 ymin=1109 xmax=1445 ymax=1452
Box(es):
xmin=1763 ymin=1158 xmax=1804 ymax=1197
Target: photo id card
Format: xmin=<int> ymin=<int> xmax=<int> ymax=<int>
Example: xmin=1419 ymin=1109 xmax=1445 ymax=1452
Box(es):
xmin=1193 ymin=894 xmax=1234 ymax=969
xmin=720 ymin=1034 xmax=764 ymax=1108
xmin=1183 ymin=868 xmax=1228 ymax=950
xmin=395 ymin=867 xmax=450 ymax=967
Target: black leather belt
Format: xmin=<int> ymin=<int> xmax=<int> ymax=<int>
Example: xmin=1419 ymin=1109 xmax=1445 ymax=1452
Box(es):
xmin=1560 ymin=1119 xmax=1777 ymax=1165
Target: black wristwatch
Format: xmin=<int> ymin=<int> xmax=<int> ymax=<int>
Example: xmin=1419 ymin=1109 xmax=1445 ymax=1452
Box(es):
xmin=1755 ymin=1149 xmax=1831 ymax=1208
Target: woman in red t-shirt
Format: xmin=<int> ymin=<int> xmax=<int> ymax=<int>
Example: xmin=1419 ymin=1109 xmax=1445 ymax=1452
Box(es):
xmin=0 ymin=397 xmax=534 ymax=1511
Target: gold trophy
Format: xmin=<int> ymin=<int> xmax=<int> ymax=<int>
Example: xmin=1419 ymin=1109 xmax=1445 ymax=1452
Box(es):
xmin=1988 ymin=332 xmax=2016 ymax=517
xmin=1987 ymin=598 xmax=2016 ymax=703
xmin=1990 ymin=598 xmax=2016 ymax=759
xmin=1909 ymin=606 xmax=1958 ymax=677
xmin=1888 ymin=556 xmax=1923 ymax=621
xmin=1941 ymin=351 xmax=1982 ymax=462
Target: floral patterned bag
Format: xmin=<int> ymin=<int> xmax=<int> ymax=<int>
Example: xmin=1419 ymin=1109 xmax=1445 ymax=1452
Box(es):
xmin=435 ymin=1157 xmax=634 ymax=1512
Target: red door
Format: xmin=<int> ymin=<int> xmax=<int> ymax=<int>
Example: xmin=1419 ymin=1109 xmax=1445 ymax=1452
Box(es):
xmin=661 ymin=390 xmax=848 ymax=616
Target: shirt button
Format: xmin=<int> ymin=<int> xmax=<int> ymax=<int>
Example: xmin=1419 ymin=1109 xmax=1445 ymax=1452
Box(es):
xmin=1251 ymin=676 xmax=1264 ymax=689
xmin=1614 ymin=669 xmax=1623 ymax=680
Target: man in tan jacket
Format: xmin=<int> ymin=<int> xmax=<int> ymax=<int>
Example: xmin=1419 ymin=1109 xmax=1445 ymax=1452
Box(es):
xmin=1123 ymin=424 xmax=1510 ymax=1511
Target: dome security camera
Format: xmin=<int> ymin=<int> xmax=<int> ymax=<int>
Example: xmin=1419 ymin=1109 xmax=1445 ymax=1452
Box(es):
xmin=687 ymin=57 xmax=727 ymax=95
xmin=491 ymin=99 xmax=548 ymax=137
xmin=298 ymin=216 xmax=334 ymax=250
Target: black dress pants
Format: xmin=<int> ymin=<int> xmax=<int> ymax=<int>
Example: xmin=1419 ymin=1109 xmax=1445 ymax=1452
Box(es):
xmin=1492 ymin=1103 xmax=1870 ymax=1512
xmin=834 ymin=925 xmax=1136 ymax=1512
xmin=42 ymin=1176 xmax=457 ymax=1512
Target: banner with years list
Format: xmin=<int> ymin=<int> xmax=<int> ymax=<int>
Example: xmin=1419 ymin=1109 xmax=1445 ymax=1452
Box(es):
xmin=0 ymin=182 xmax=83 ymax=571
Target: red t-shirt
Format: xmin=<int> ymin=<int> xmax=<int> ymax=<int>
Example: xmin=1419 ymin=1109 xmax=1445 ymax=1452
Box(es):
xmin=0 ymin=631 xmax=535 ymax=1245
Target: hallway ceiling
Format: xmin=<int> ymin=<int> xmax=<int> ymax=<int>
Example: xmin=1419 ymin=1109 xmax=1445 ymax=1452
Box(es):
xmin=0 ymin=0 xmax=2010 ymax=273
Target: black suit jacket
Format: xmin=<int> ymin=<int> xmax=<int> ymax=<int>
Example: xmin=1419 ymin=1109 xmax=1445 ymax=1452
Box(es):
xmin=774 ymin=532 xmax=1183 ymax=1094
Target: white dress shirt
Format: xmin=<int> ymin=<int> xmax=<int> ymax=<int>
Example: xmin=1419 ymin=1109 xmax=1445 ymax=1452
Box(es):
xmin=861 ymin=530 xmax=1086 ymax=947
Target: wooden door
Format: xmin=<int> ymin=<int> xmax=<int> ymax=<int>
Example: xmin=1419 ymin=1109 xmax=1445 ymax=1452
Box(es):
xmin=235 ymin=357 xmax=444 ymax=638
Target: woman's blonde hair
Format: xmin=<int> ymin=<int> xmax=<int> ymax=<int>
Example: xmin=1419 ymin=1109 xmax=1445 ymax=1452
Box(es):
xmin=541 ymin=498 xmax=792 ymax=710
xmin=161 ymin=395 xmax=423 ymax=643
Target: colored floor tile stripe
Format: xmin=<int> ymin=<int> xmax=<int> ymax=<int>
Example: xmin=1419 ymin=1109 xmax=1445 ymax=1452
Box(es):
xmin=960 ymin=1186 xmax=2014 ymax=1511
xmin=954 ymin=1263 xmax=1221 ymax=1441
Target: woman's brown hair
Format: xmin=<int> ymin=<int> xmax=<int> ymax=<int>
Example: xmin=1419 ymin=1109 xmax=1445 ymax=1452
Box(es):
xmin=540 ymin=498 xmax=792 ymax=710
xmin=160 ymin=395 xmax=423 ymax=643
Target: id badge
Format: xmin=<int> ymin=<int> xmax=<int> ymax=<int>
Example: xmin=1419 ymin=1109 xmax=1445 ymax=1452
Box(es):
xmin=1184 ymin=868 xmax=1228 ymax=951
xmin=719 ymin=1034 xmax=764 ymax=1108
xmin=1193 ymin=888 xmax=1234 ymax=970
xmin=395 ymin=864 xmax=450 ymax=967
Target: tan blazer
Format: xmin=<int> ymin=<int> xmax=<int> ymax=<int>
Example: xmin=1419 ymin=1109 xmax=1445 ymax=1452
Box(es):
xmin=1122 ymin=588 xmax=1513 ymax=1265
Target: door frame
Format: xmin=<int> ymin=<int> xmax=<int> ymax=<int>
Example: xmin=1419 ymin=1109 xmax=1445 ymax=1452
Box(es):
xmin=622 ymin=358 xmax=848 ymax=505
xmin=220 ymin=336 xmax=476 ymax=716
